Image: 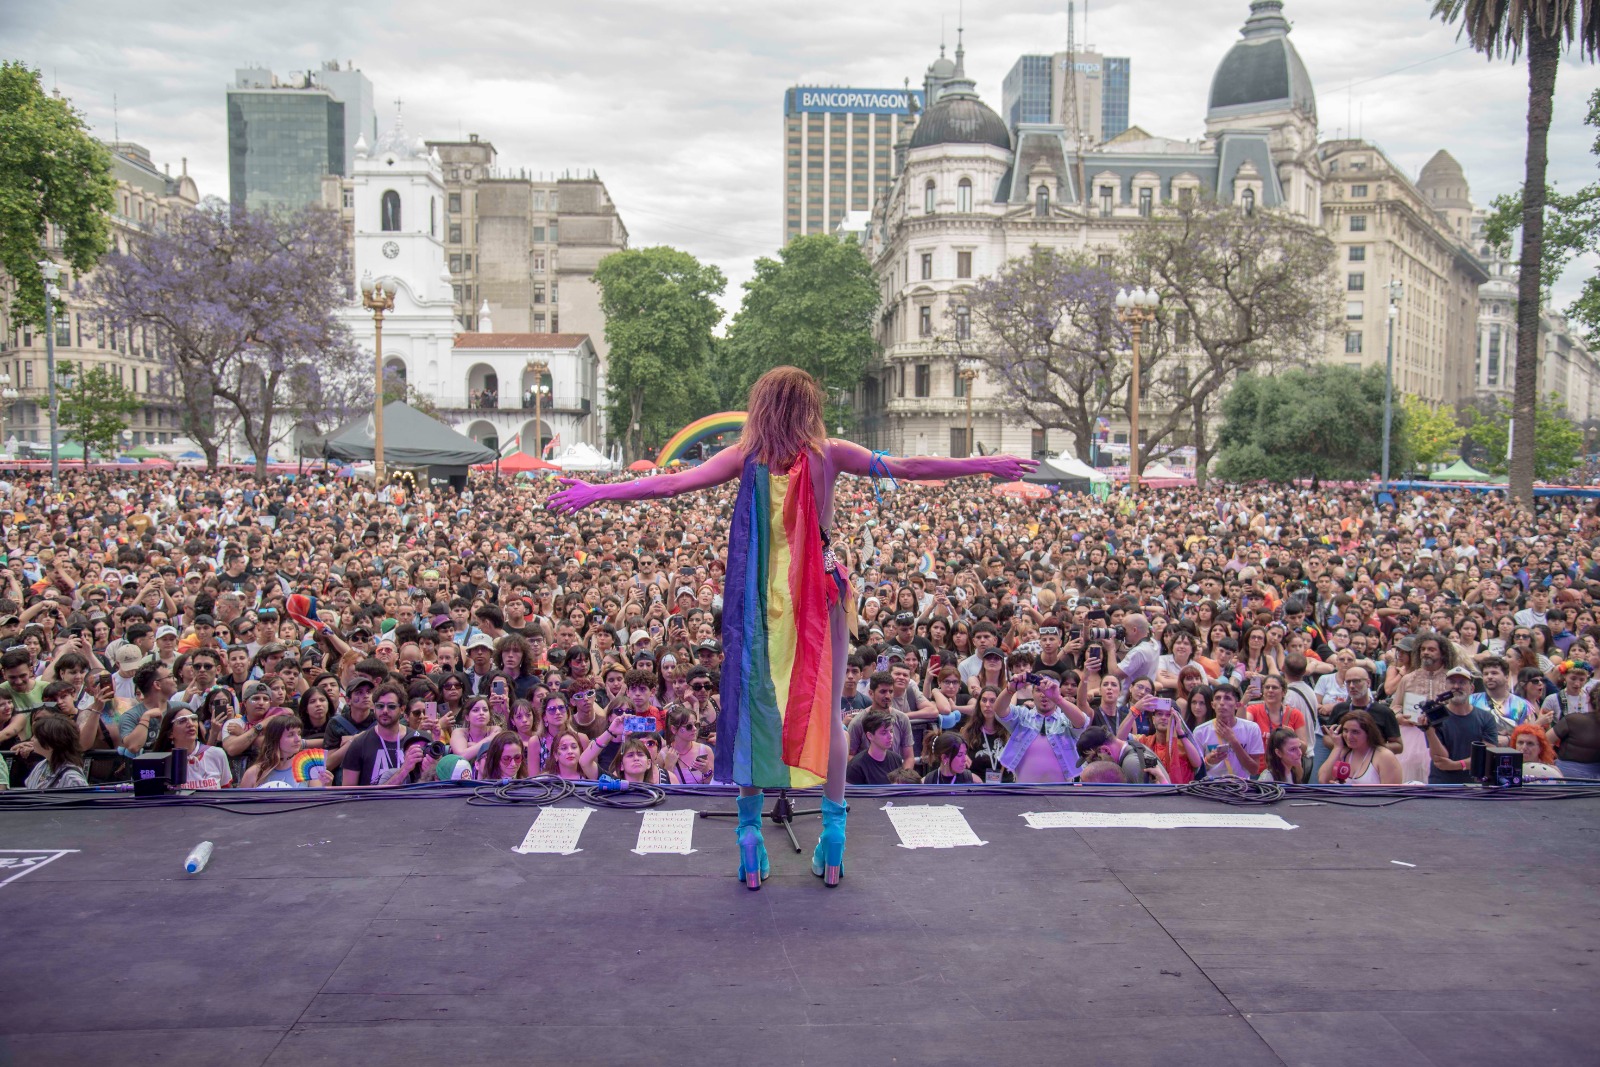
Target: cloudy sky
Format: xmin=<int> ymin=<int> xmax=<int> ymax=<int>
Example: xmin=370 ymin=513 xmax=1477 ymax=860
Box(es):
xmin=6 ymin=0 xmax=1599 ymax=317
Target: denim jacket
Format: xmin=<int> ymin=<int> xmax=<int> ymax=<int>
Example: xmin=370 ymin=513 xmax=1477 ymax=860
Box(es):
xmin=997 ymin=701 xmax=1080 ymax=777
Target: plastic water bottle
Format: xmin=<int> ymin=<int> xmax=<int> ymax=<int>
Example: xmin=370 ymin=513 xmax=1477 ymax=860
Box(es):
xmin=184 ymin=841 xmax=214 ymax=874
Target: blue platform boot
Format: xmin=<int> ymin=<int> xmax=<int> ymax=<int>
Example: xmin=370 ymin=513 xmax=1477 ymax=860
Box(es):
xmin=736 ymin=792 xmax=769 ymax=890
xmin=811 ymin=797 xmax=848 ymax=887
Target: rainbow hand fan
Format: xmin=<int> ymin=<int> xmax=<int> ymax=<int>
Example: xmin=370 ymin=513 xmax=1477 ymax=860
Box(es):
xmin=292 ymin=748 xmax=326 ymax=784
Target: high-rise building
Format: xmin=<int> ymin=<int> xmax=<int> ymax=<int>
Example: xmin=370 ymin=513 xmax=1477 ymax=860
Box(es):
xmin=781 ymin=84 xmax=923 ymax=243
xmin=227 ymin=62 xmax=375 ymax=213
xmin=426 ymin=136 xmax=628 ymax=373
xmin=1000 ymin=51 xmax=1131 ymax=143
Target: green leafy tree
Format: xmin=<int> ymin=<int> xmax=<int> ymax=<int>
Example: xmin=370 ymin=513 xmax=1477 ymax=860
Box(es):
xmin=594 ymin=247 xmax=725 ymax=461
xmin=1462 ymin=393 xmax=1582 ymax=480
xmin=1214 ymin=365 xmax=1402 ymax=483
xmin=1432 ymin=0 xmax=1599 ymax=507
xmin=1482 ymin=88 xmax=1600 ymax=344
xmin=56 ymin=361 xmax=139 ymax=468
xmin=721 ymin=234 xmax=879 ymax=404
xmin=1399 ymin=393 xmax=1463 ymax=473
xmin=0 ymin=62 xmax=115 ymax=329
xmin=381 ymin=369 xmax=444 ymax=421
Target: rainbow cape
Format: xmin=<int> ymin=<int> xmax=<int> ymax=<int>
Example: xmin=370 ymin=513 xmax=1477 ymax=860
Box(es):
xmin=714 ymin=450 xmax=838 ymax=788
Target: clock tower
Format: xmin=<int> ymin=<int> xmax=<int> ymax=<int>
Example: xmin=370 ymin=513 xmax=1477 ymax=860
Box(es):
xmin=343 ymin=106 xmax=459 ymax=402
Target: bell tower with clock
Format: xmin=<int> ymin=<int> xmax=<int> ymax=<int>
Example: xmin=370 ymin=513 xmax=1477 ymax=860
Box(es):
xmin=341 ymin=103 xmax=460 ymax=403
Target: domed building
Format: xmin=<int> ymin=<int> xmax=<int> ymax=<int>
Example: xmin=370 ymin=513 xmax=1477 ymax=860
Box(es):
xmin=856 ymin=7 xmax=1319 ymax=463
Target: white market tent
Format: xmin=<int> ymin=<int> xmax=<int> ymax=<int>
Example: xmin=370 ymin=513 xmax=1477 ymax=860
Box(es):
xmin=1049 ymin=452 xmax=1111 ymax=482
xmin=1141 ymin=460 xmax=1187 ymax=480
xmin=553 ymin=442 xmax=617 ymax=472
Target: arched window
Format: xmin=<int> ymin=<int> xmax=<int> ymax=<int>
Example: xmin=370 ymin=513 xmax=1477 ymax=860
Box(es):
xmin=924 ymin=180 xmax=936 ymax=214
xmin=1242 ymin=189 xmax=1256 ymax=216
xmin=1035 ymin=185 xmax=1050 ymax=217
xmin=381 ymin=190 xmax=401 ymax=232
xmin=957 ymin=178 xmax=973 ymax=213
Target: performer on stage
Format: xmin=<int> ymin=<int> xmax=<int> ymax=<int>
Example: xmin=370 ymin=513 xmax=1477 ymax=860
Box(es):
xmin=547 ymin=367 xmax=1034 ymax=888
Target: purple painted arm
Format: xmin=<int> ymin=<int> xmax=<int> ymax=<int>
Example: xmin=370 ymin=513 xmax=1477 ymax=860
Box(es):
xmin=546 ymin=446 xmax=744 ymax=514
xmin=826 ymin=439 xmax=1037 ymax=482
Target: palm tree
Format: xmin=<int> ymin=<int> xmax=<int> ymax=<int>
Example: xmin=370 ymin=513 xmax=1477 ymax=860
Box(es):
xmin=1431 ymin=0 xmax=1598 ymax=507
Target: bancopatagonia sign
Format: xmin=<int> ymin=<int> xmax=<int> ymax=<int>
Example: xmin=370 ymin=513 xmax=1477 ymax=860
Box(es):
xmin=789 ymin=88 xmax=925 ymax=115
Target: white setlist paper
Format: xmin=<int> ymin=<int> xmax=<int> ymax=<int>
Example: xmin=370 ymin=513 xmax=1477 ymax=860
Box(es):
xmin=512 ymin=807 xmax=592 ymax=855
xmin=1020 ymin=811 xmax=1297 ymax=831
xmin=883 ymin=803 xmax=988 ymax=849
xmin=632 ymin=809 xmax=698 ymax=855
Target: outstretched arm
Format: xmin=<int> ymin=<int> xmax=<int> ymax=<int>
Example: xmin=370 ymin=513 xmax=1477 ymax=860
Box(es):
xmin=827 ymin=439 xmax=1036 ymax=482
xmin=546 ymin=446 xmax=745 ymax=514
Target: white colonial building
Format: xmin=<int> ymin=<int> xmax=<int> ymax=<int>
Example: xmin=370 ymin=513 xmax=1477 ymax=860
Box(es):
xmin=339 ymin=114 xmax=602 ymax=456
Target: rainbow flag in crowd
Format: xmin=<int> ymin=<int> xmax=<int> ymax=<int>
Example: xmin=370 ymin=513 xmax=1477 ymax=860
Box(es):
xmin=715 ymin=450 xmax=837 ymax=788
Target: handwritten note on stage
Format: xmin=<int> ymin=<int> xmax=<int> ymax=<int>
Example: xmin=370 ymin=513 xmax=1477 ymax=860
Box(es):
xmin=883 ymin=804 xmax=988 ymax=849
xmin=633 ymin=809 xmax=698 ymax=855
xmin=1020 ymin=811 xmax=1298 ymax=831
xmin=512 ymin=807 xmax=592 ymax=855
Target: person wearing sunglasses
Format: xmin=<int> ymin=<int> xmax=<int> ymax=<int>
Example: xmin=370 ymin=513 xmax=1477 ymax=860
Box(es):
xmin=681 ymin=666 xmax=719 ymax=742
xmin=338 ymin=683 xmax=412 ymax=787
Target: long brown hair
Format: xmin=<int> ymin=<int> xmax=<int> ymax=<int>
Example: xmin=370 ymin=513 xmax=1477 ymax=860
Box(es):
xmin=742 ymin=366 xmax=826 ymax=469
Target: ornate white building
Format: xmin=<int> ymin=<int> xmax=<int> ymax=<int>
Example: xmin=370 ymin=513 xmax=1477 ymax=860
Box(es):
xmin=856 ymin=2 xmax=1322 ymax=463
xmin=339 ymin=115 xmax=601 ymax=456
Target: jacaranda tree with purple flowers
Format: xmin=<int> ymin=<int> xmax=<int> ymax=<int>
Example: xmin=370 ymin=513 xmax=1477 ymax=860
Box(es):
xmin=1123 ymin=198 xmax=1338 ymax=486
xmin=951 ymin=247 xmax=1128 ymax=464
xmin=87 ymin=198 xmax=364 ymax=476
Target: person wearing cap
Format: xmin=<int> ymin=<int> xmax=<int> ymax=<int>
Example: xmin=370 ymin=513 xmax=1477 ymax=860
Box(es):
xmin=152 ymin=625 xmax=181 ymax=670
xmin=462 ymin=632 xmax=497 ymax=694
xmin=1423 ymin=665 xmax=1499 ymax=785
xmin=323 ymin=676 xmax=377 ymax=774
xmin=110 ymin=641 xmax=149 ymax=703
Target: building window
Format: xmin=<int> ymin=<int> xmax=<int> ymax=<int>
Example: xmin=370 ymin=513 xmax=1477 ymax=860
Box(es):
xmin=957 ymin=178 xmax=972 ymax=213
xmin=1178 ymin=186 xmax=1195 ymax=207
xmin=919 ymin=306 xmax=933 ymax=337
xmin=449 ymin=255 xmax=462 ymax=273
xmin=1349 ymin=246 xmax=1366 ymax=262
xmin=548 ymin=223 xmax=558 ymax=242
xmin=1345 ymin=331 xmax=1364 ymax=354
xmin=342 ymin=189 xmax=353 ymax=209
xmin=1241 ymin=189 xmax=1255 ymax=215
xmin=448 ymin=193 xmax=461 ymax=213
xmin=1487 ymin=324 xmax=1501 ymax=384
xmin=955 ymin=306 xmax=971 ymax=340
xmin=1350 ymin=215 xmax=1367 ymax=232
xmin=449 ymin=224 xmax=462 ymax=243
xmin=957 ymin=251 xmax=972 ymax=279
xmin=1138 ymin=188 xmax=1153 ymax=217
xmin=1035 ymin=185 xmax=1050 ymax=217
xmin=921 ymin=253 xmax=933 ymax=281
xmin=1097 ymin=253 xmax=1114 ymax=271
xmin=533 ymin=226 xmax=545 ymax=242
xmin=951 ymin=428 xmax=969 ymax=458
xmin=1099 ymin=185 xmax=1113 ymax=217
xmin=532 ymin=253 xmax=545 ymax=272
xmin=924 ymin=180 xmax=936 ymax=214
xmin=1174 ymin=310 xmax=1191 ymax=345
xmin=915 ymin=364 xmax=930 ymax=397
xmin=380 ymin=190 xmax=401 ymax=232
xmin=1351 ymin=184 xmax=1368 ymax=197
xmin=1348 ymin=273 xmax=1365 ymax=291
xmin=897 ymin=365 xmax=906 ymax=398
xmin=1346 ymin=301 xmax=1364 ymax=320
xmin=534 ymin=284 xmax=546 ymax=304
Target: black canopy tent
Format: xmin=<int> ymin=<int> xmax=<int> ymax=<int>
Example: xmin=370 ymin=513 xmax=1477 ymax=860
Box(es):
xmin=306 ymin=401 xmax=497 ymax=488
xmin=1021 ymin=459 xmax=1093 ymax=495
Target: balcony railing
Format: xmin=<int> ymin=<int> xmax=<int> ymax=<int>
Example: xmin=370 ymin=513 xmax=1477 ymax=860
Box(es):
xmin=432 ymin=394 xmax=592 ymax=416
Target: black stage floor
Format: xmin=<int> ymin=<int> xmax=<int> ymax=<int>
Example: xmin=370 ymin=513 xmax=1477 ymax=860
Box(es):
xmin=0 ymin=788 xmax=1595 ymax=1066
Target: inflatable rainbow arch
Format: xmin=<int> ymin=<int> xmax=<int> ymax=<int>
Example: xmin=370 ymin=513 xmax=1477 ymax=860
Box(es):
xmin=655 ymin=411 xmax=747 ymax=468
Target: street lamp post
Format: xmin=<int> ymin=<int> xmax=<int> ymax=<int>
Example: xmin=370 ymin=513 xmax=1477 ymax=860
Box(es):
xmin=1380 ymin=279 xmax=1404 ymax=488
xmin=0 ymin=373 xmax=15 ymax=457
xmin=360 ymin=272 xmax=397 ymax=485
xmin=958 ymin=359 xmax=982 ymax=457
xmin=37 ymin=259 xmax=61 ymax=485
xmin=528 ymin=358 xmax=550 ymax=460
xmin=1115 ymin=286 xmax=1161 ymax=494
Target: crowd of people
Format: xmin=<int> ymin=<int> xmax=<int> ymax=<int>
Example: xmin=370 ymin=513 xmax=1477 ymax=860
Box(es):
xmin=1 ymin=461 xmax=1598 ymax=793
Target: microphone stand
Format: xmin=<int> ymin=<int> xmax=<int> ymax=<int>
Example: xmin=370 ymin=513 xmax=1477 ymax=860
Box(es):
xmin=699 ymin=787 xmax=820 ymax=853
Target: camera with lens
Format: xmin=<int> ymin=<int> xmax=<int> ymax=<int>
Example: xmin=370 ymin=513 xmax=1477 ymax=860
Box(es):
xmin=1088 ymin=626 xmax=1126 ymax=643
xmin=403 ymin=734 xmax=451 ymax=760
xmin=1417 ymin=698 xmax=1452 ymax=728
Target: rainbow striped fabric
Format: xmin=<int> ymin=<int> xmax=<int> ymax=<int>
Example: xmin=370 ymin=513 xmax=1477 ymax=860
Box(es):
xmin=714 ymin=450 xmax=838 ymax=788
